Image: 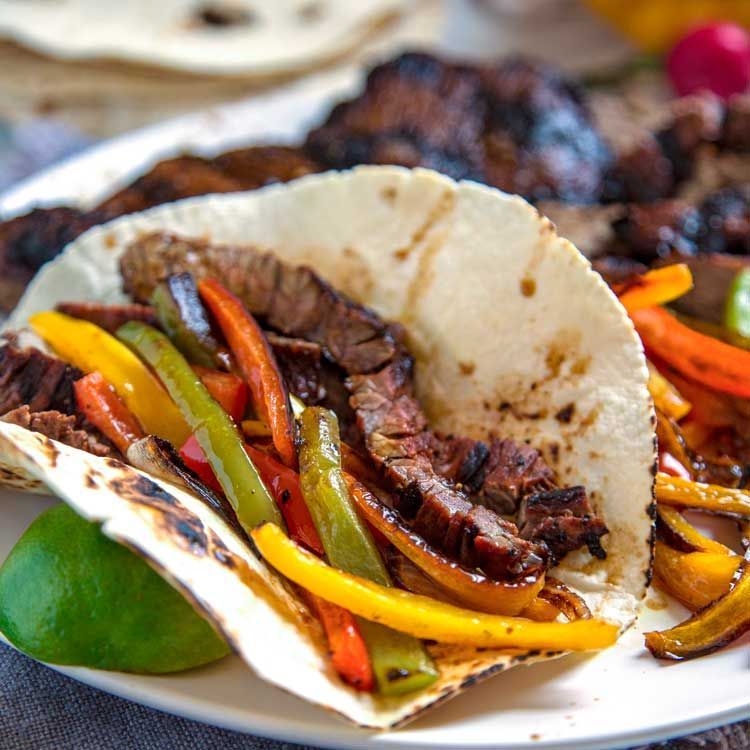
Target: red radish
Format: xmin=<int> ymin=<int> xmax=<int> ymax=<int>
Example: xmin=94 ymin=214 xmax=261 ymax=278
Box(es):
xmin=667 ymin=23 xmax=750 ymax=100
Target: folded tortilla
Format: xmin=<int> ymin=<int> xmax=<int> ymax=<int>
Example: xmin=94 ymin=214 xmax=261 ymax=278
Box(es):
xmin=1 ymin=166 xmax=655 ymax=728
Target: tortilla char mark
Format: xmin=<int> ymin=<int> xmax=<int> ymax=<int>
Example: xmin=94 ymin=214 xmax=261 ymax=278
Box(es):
xmin=120 ymin=231 xmax=608 ymax=582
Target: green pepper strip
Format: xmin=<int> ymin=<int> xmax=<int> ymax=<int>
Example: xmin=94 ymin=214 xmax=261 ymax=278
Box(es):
xmin=298 ymin=406 xmax=437 ymax=696
xmin=117 ymin=322 xmax=282 ymax=530
xmin=724 ymin=268 xmax=750 ymax=340
xmin=151 ymin=276 xmax=222 ymax=369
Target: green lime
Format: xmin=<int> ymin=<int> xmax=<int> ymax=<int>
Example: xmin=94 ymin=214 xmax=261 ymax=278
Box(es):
xmin=0 ymin=503 xmax=230 ymax=673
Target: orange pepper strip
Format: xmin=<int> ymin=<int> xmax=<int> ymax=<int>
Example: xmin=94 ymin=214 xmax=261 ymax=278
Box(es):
xmin=632 ymin=306 xmax=750 ymax=398
xmin=656 ymin=506 xmax=733 ymax=555
xmin=199 ymin=279 xmax=296 ymax=468
xmin=656 ymin=473 xmax=750 ymax=517
xmin=74 ymin=372 xmax=145 ymax=454
xmin=192 ymin=366 xmax=248 ymax=423
xmin=653 ymin=541 xmax=739 ymax=611
xmin=344 ymin=474 xmax=544 ymax=616
xmin=646 ymin=551 xmax=750 ymax=660
xmin=647 ymin=362 xmax=691 ymax=421
xmin=616 ymin=264 xmax=693 ymax=313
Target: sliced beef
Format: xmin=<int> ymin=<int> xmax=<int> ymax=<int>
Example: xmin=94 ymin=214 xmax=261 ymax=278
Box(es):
xmin=605 ymin=92 xmax=724 ymax=203
xmin=517 ymin=485 xmax=608 ymax=563
xmin=266 ymin=333 xmax=326 ymax=404
xmin=120 ymin=232 xmax=400 ymax=374
xmin=349 ymin=359 xmax=569 ymax=581
xmin=0 ymin=207 xmax=101 ymax=312
xmin=0 ymin=342 xmax=82 ymax=415
xmin=1 ymin=405 xmax=113 ymax=458
xmin=467 ymin=438 xmax=556 ymax=515
xmin=56 ymin=301 xmax=158 ymax=333
xmin=479 ymin=58 xmax=613 ymax=203
xmin=306 ymin=53 xmax=486 ymax=182
xmin=0 ymin=147 xmax=321 ymax=312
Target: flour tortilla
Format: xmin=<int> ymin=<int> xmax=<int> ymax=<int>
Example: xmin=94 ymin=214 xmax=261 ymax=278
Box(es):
xmin=0 ymin=0 xmax=402 ymax=77
xmin=2 ymin=166 xmax=655 ymax=727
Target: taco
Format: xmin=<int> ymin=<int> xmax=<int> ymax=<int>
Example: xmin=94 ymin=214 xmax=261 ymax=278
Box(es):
xmin=0 ymin=166 xmax=654 ymax=728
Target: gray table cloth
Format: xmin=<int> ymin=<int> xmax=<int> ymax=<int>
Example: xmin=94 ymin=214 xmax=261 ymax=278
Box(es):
xmin=3 ymin=641 xmax=750 ymax=750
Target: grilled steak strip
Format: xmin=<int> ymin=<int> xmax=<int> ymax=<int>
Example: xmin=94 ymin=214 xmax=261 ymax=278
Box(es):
xmin=56 ymin=301 xmax=158 ymax=333
xmin=0 ymin=147 xmax=321 ymax=312
xmin=1 ymin=405 xmax=114 ymax=458
xmin=517 ymin=486 xmax=607 ymax=563
xmin=121 ymin=232 xmax=400 ymax=374
xmin=0 ymin=341 xmax=82 ymax=416
xmin=0 ymin=342 xmax=116 ymax=456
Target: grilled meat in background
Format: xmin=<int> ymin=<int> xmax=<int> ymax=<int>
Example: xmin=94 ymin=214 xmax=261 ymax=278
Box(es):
xmin=3 ymin=51 xmax=750 ymax=315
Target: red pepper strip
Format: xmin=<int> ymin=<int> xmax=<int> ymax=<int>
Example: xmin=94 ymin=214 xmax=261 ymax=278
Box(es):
xmin=192 ymin=365 xmax=248 ymax=423
xmin=306 ymin=595 xmax=374 ymax=692
xmin=244 ymin=444 xmax=324 ymax=556
xmin=199 ymin=279 xmax=296 ymax=468
xmin=631 ymin=306 xmax=750 ymax=398
xmin=74 ymin=372 xmax=144 ymax=454
xmin=177 ymin=434 xmax=373 ymax=690
xmin=179 ymin=434 xmax=224 ymax=494
xmin=659 ymin=451 xmax=692 ymax=480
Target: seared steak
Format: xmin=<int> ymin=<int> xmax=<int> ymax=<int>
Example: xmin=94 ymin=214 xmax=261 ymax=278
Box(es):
xmin=517 ymin=486 xmax=607 ymax=563
xmin=121 ymin=232 xmax=400 ymax=374
xmin=267 ymin=333 xmax=326 ymax=405
xmin=0 ymin=147 xmax=321 ymax=312
xmin=0 ymin=342 xmax=82 ymax=416
xmin=1 ymin=405 xmax=113 ymax=458
xmin=56 ymin=301 xmax=158 ymax=332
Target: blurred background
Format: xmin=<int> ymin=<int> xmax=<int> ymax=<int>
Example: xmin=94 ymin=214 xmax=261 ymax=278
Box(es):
xmin=2 ymin=0 xmax=750 ymax=191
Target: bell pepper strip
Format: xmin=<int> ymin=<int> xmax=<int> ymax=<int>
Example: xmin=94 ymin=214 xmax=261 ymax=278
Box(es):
xmin=192 ymin=366 xmax=248 ymax=423
xmin=658 ymin=451 xmax=691 ymax=480
xmin=647 ymin=362 xmax=691 ymax=421
xmin=631 ymin=306 xmax=750 ymax=398
xmin=244 ymin=443 xmax=324 ymax=557
xmin=241 ymin=420 xmax=272 ymax=439
xmin=198 ymin=278 xmax=296 ymax=468
xmin=30 ymin=311 xmax=190 ymax=446
xmin=344 ymin=473 xmax=545 ymax=615
xmin=298 ymin=406 xmax=437 ymax=695
xmin=179 ymin=434 xmax=224 ymax=494
xmin=252 ymin=523 xmax=619 ymax=651
xmin=656 ymin=506 xmax=733 ymax=555
xmin=304 ymin=594 xmax=374 ymax=692
xmin=724 ymin=268 xmax=750 ymax=339
xmin=73 ymin=372 xmax=144 ymax=454
xmin=646 ymin=550 xmax=750 ymax=660
xmin=117 ymin=322 xmax=282 ymax=530
xmin=520 ymin=598 xmax=561 ymax=622
xmin=615 ymin=264 xmax=693 ymax=313
xmin=652 ymin=541 xmax=739 ymax=612
xmin=656 ymin=473 xmax=750 ymax=517
xmin=151 ymin=273 xmax=228 ymax=370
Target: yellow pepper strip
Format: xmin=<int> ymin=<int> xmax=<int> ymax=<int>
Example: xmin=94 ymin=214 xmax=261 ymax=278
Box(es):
xmin=241 ymin=419 xmax=272 ymax=439
xmin=251 ymin=523 xmax=619 ymax=651
xmin=616 ymin=264 xmax=693 ymax=313
xmin=30 ymin=311 xmax=190 ymax=447
xmin=653 ymin=541 xmax=739 ymax=612
xmin=520 ymin=598 xmax=560 ymax=622
xmin=656 ymin=473 xmax=750 ymax=517
xmin=656 ymin=506 xmax=733 ymax=556
xmin=647 ymin=363 xmax=691 ymax=421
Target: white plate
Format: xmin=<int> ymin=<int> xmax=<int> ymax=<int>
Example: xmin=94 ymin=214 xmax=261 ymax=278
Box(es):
xmin=2 ymin=66 xmax=750 ymax=750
